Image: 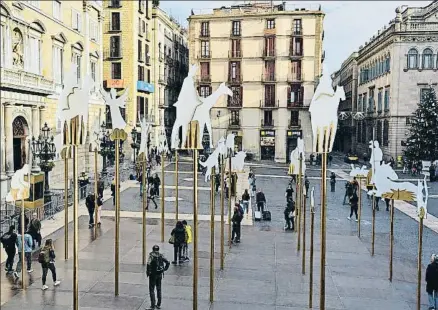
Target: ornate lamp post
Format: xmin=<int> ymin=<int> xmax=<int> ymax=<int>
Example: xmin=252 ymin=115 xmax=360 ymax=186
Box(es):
xmin=130 ymin=127 xmax=140 ymax=164
xmin=31 ymin=122 xmax=56 ymax=202
xmin=98 ymin=122 xmax=112 ymax=175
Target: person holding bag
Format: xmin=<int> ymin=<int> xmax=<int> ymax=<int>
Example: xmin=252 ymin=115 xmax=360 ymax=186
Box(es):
xmin=170 ymin=221 xmax=186 ymax=265
xmin=38 ymin=239 xmax=61 ymax=290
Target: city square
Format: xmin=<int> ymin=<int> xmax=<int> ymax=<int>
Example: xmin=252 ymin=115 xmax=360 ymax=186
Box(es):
xmin=1 ymin=1 xmax=438 ymax=310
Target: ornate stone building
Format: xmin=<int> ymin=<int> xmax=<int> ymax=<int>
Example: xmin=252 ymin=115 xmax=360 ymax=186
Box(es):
xmin=354 ymin=1 xmax=438 ymax=160
xmin=187 ymin=2 xmax=325 ymax=162
xmin=1 ymin=0 xmax=105 ymax=200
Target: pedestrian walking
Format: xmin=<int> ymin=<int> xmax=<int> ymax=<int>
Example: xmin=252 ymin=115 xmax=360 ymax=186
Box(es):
xmin=111 ymin=178 xmax=116 ymax=205
xmin=256 ymin=189 xmax=266 ymax=213
xmin=304 ymin=176 xmax=310 ymax=198
xmin=147 ymin=177 xmax=158 ymax=210
xmin=153 ymin=173 xmax=161 ymax=197
xmin=138 ymin=171 xmax=144 ymax=196
xmin=285 ymin=184 xmax=294 ymax=203
xmin=17 ymin=211 xmax=29 ymax=236
xmin=426 ymin=253 xmax=438 ymax=310
xmin=85 ymin=193 xmax=95 ymax=228
xmin=38 ymin=239 xmax=61 ymax=290
xmin=385 ymin=198 xmax=391 ymax=212
xmin=351 ymin=177 xmax=359 ymax=195
xmin=284 ymin=198 xmax=295 ymax=231
xmin=14 ymin=231 xmax=33 ymax=278
xmin=170 ymin=221 xmax=186 ymax=265
xmin=374 ymin=195 xmax=381 ymax=211
xmin=251 ymin=181 xmax=256 ymax=198
xmin=231 ymin=205 xmax=243 ymax=243
xmin=182 ymin=220 xmax=192 ymax=261
xmin=330 ymin=172 xmax=336 ymax=192
xmin=1 ymin=225 xmax=18 ymax=274
xmin=241 ymin=189 xmax=250 ymax=215
xmin=97 ymin=178 xmax=104 ymax=197
xmin=343 ymin=181 xmax=354 ymax=205
xmin=146 ymin=245 xmax=170 ymax=310
xmin=156 ymin=153 xmax=161 ymax=166
xmin=328 ymin=154 xmax=333 ymax=166
xmin=28 ymin=212 xmax=42 ymax=249
xmin=347 ymin=193 xmax=359 ymax=222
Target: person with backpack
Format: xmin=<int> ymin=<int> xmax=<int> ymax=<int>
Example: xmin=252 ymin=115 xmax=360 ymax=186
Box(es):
xmin=284 ymin=198 xmax=295 ymax=231
xmin=147 ymin=245 xmax=170 ymax=309
xmin=347 ymin=193 xmax=359 ymax=222
xmin=170 ymin=221 xmax=186 ymax=265
xmin=231 ymin=205 xmax=243 ymax=243
xmin=343 ymin=181 xmax=354 ymax=205
xmin=1 ymin=225 xmax=18 ymax=274
xmin=38 ymin=239 xmax=60 ymax=290
xmin=85 ymin=193 xmax=95 ymax=228
xmin=28 ymin=212 xmax=42 ymax=249
xmin=181 ymin=220 xmax=192 ymax=262
xmin=14 ymin=231 xmax=33 ymax=278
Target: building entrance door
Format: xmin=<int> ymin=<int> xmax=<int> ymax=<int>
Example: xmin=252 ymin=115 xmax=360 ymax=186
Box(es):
xmin=12 ymin=116 xmax=29 ymax=171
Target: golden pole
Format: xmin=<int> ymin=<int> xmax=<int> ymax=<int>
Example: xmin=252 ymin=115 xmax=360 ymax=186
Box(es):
xmin=64 ymin=155 xmax=69 ymax=260
xmin=417 ymin=210 xmax=424 ymax=310
xmin=371 ymin=193 xmax=376 ymax=256
xmin=21 ymin=199 xmax=25 ymax=289
xmin=209 ymin=166 xmax=215 ymax=303
xmin=193 ymin=148 xmax=199 ymax=310
xmin=72 ymin=144 xmax=79 ymax=310
xmin=302 ymin=186 xmax=306 ymax=275
xmin=114 ymin=139 xmax=120 ymax=296
xmin=228 ymin=154 xmax=232 ymax=248
xmin=389 ymin=198 xmax=394 ymax=282
xmin=175 ymin=150 xmax=179 ymax=221
xmin=319 ymin=151 xmax=328 ymax=310
xmin=309 ymin=195 xmax=315 ymax=308
xmin=94 ymin=149 xmax=98 ymax=235
xmin=220 ymin=155 xmax=225 ymax=270
xmin=142 ymin=154 xmax=147 ymax=265
xmin=297 ymin=154 xmax=303 ymax=251
xmin=161 ymin=152 xmax=165 ymax=243
xmin=357 ymin=177 xmax=362 ymax=238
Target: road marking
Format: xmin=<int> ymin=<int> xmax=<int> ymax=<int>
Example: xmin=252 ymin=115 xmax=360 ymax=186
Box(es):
xmin=131 ymin=184 xmax=211 ymax=191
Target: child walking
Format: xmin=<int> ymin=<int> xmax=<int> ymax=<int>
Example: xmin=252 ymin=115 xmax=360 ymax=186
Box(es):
xmin=182 ymin=220 xmax=192 ymax=262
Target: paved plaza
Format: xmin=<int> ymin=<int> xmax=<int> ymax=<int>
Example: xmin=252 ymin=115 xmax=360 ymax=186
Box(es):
xmin=1 ymin=156 xmax=437 ymax=310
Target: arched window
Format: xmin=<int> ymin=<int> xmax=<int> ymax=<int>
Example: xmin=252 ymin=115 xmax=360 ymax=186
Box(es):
xmin=422 ymin=48 xmax=433 ymax=69
xmin=407 ymin=48 xmax=418 ymax=69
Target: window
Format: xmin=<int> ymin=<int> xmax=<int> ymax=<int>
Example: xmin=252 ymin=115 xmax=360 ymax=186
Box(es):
xmin=265 ymin=60 xmax=275 ymax=80
xmin=368 ymin=88 xmax=374 ymax=112
xmin=138 ymin=40 xmax=143 ymax=61
xmin=90 ymin=20 xmax=98 ymax=42
xmin=264 ymin=37 xmax=275 ymax=56
xmin=71 ymin=10 xmax=82 ymax=32
xmin=145 ymin=44 xmax=150 ymax=64
xmin=201 ymin=41 xmax=210 ymax=58
xmin=111 ymin=12 xmax=120 ymax=31
xmin=290 ymin=60 xmax=301 ymax=80
xmin=137 ymin=96 xmax=146 ymax=123
xmin=288 ymin=85 xmax=303 ymax=105
xmin=421 ymin=88 xmax=432 ymax=101
xmin=53 ymin=1 xmax=61 ymax=20
xmin=29 ymin=37 xmax=41 ymax=74
xmin=407 ymin=48 xmax=418 ymax=69
xmin=52 ymin=46 xmax=63 ymax=83
xmin=384 ymin=88 xmax=390 ymax=111
xmin=293 ymin=19 xmax=302 ymax=35
xmin=377 ymin=89 xmax=382 ymax=112
xmin=376 ymin=121 xmax=382 ymax=145
xmin=383 ymin=120 xmax=389 ymax=146
xmin=229 ymin=86 xmax=242 ymax=107
xmin=385 ymin=56 xmax=390 ymax=72
xmin=147 ymin=69 xmax=150 ymax=83
xmin=200 ymin=22 xmax=209 ymax=37
xmin=0 ymin=25 xmax=6 ymax=67
xmin=199 ymin=85 xmax=211 ymax=98
xmin=290 ymin=111 xmax=299 ymax=126
xmin=72 ymin=52 xmax=81 ymax=83
xmin=264 ymin=111 xmax=273 ymax=125
xmin=138 ymin=65 xmax=144 ymax=81
xmin=358 ymin=95 xmax=362 ymax=112
xmin=142 ymin=20 xmax=146 ymax=34
xmin=138 ymin=17 xmax=142 ymax=34
xmin=138 ymin=0 xmax=144 ymax=12
xmin=110 ymin=36 xmax=121 ymax=57
xmin=230 ymin=110 xmax=240 ymax=125
xmin=422 ymin=48 xmax=433 ymax=69
xmin=91 ymin=61 xmax=96 ymax=82
xmin=229 ymin=61 xmax=240 ymax=81
xmin=200 ymin=62 xmax=210 ymax=78
xmin=232 ymin=21 xmax=241 ymax=36
xmin=362 ymin=94 xmax=367 ymax=112
xmin=109 ymin=0 xmax=121 ymax=7
xmin=231 ymin=39 xmax=241 ymax=57
xmin=111 ymin=62 xmax=122 ymax=79
xmin=291 ymin=37 xmax=303 ymax=56
xmin=266 ymin=19 xmax=275 ymax=29
xmin=264 ymin=85 xmax=275 ymax=105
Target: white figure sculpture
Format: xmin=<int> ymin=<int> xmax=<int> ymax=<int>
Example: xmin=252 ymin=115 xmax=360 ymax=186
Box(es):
xmin=100 ymin=88 xmax=129 ymax=130
xmin=138 ymin=114 xmax=152 ymax=159
xmin=217 ymin=136 xmax=227 ymax=157
xmin=289 ymin=138 xmax=306 ymax=175
xmin=369 ymin=140 xmax=383 ymax=184
xmin=309 ymin=65 xmax=345 ymax=153
xmin=192 ymin=83 xmax=233 ymax=148
xmin=90 ymin=110 xmax=102 ymax=152
xmin=157 ymin=130 xmax=168 ymax=154
xmin=417 ymin=179 xmax=428 ymax=217
xmin=225 ymin=133 xmax=235 ymax=156
xmin=231 ymin=151 xmax=246 ymax=172
xmin=6 ymin=164 xmax=30 ymax=202
xmin=349 ymin=164 xmax=369 ymax=178
xmin=171 ymin=64 xmax=204 ymax=149
xmin=199 ymin=148 xmax=220 ymax=182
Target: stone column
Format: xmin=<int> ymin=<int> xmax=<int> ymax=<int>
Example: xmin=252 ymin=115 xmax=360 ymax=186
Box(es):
xmin=4 ymin=104 xmax=14 ymax=176
xmin=0 ymin=103 xmax=7 ymax=178
xmin=31 ymin=106 xmax=39 ymax=137
xmin=39 ymin=105 xmax=46 ymax=128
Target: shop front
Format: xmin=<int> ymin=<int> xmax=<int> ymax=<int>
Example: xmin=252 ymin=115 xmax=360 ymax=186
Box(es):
xmin=286 ymin=130 xmax=302 ymax=162
xmin=260 ymin=130 xmax=275 ymax=160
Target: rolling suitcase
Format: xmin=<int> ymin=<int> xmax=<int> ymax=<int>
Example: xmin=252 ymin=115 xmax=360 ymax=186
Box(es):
xmin=262 ymin=203 xmax=271 ymax=221
xmin=254 ymin=210 xmax=262 ymax=221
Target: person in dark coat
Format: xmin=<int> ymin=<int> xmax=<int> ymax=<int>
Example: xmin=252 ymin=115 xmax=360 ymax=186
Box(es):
xmin=284 ymin=199 xmax=295 ymax=231
xmin=146 ymin=245 xmax=170 ymax=310
xmin=426 ymin=254 xmax=438 ymax=310
xmin=285 ymin=184 xmax=294 ymax=203
xmin=1 ymin=225 xmax=17 ymax=273
xmin=231 ymin=206 xmax=243 ymax=243
xmin=28 ymin=212 xmax=42 ymax=248
xmin=85 ymin=194 xmax=96 ymax=228
xmin=330 ymin=172 xmax=336 ymax=192
xmin=343 ymin=181 xmax=354 ymax=205
xmin=347 ymin=193 xmax=359 ymax=222
xmin=170 ymin=221 xmax=186 ymax=265
xmin=256 ymin=189 xmax=266 ymax=213
xmin=153 ymin=173 xmax=161 ymax=197
xmin=16 ymin=211 xmax=29 ymax=236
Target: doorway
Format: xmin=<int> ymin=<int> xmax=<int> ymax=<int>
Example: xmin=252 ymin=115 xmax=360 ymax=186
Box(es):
xmin=12 ymin=116 xmax=29 ymax=171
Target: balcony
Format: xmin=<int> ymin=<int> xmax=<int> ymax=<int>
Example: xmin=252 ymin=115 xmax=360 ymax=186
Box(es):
xmin=292 ymin=29 xmax=303 ymax=36
xmin=108 ymin=23 xmax=121 ymax=32
xmin=288 ymin=118 xmax=301 ymax=128
xmin=137 ymin=81 xmax=155 ymax=93
xmin=0 ymin=68 xmax=55 ymax=95
xmin=261 ymin=118 xmax=275 ymax=128
xmin=262 ymin=49 xmax=276 ymax=59
xmin=228 ymin=50 xmax=242 ymax=58
xmin=198 ymin=52 xmax=211 ymax=60
xmin=227 ymin=97 xmax=242 ymax=109
xmin=198 ymin=75 xmax=211 ymax=83
xmin=200 ymin=30 xmax=210 ymax=38
xmin=228 ymin=118 xmax=241 ymax=129
xmin=261 ymin=73 xmax=276 ymax=83
xmin=104 ymin=79 xmax=124 ymax=89
xmin=260 ymin=100 xmax=279 ymax=109
xmin=228 ymin=74 xmax=242 ymax=85
xmin=289 ymin=49 xmax=303 ymax=59
xmin=287 ymin=73 xmax=302 ymax=83
xmin=287 ymin=101 xmax=304 ymax=109
xmin=104 ymin=50 xmax=122 ymax=59
xmin=145 ymin=55 xmax=151 ymax=66
xmin=158 ymin=75 xmax=167 ymax=85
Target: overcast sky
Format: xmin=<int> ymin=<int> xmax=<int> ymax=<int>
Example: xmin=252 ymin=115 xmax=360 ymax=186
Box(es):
xmin=160 ymin=1 xmax=432 ymax=72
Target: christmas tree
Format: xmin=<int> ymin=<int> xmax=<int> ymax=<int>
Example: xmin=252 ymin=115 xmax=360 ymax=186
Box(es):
xmin=404 ymin=86 xmax=438 ymax=162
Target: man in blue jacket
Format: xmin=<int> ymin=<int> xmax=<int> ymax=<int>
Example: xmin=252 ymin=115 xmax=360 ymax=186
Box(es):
xmin=14 ymin=231 xmax=34 ymax=278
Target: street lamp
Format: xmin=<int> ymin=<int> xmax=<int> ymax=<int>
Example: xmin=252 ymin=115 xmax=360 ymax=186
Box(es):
xmin=98 ymin=121 xmax=112 ymax=175
xmin=31 ymin=122 xmax=56 ymax=203
xmin=131 ymin=127 xmax=140 ymax=164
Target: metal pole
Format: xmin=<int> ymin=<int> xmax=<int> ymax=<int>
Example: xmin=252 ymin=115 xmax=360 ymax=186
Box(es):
xmin=64 ymin=155 xmax=69 ymax=260
xmin=228 ymin=154 xmax=232 ymax=248
xmin=417 ymin=215 xmax=424 ymax=310
xmin=319 ymin=151 xmax=327 ymax=310
xmin=389 ymin=198 xmax=394 ymax=282
xmin=161 ymin=153 xmax=165 ymax=243
xmin=175 ymin=150 xmax=179 ymax=221
xmin=371 ymin=194 xmax=376 ymax=256
xmin=94 ymin=150 xmax=98 ymax=235
xmin=220 ymin=155 xmax=225 ymax=270
xmin=193 ymin=149 xmax=199 ymax=310
xmin=21 ymin=200 xmax=25 ymax=289
xmin=357 ymin=177 xmax=362 ymax=238
xmin=297 ymin=154 xmax=302 ymax=251
xmin=209 ymin=166 xmax=215 ymax=303
xmin=142 ymin=155 xmax=147 ymax=265
xmin=309 ymin=205 xmax=315 ymax=308
xmin=114 ymin=139 xmax=120 ymax=296
xmin=72 ymin=144 xmax=79 ymax=310
xmin=302 ymin=187 xmax=306 ymax=275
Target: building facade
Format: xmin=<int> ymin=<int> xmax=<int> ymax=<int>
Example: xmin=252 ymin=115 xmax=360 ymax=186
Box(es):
xmin=0 ymin=0 xmax=105 ymax=199
xmin=102 ymin=0 xmax=154 ymax=145
xmin=354 ymin=2 xmax=438 ymax=160
xmin=187 ymin=2 xmax=324 ymax=162
xmin=151 ymin=6 xmax=188 ymax=144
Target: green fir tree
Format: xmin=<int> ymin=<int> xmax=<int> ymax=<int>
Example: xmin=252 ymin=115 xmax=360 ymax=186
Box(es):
xmin=404 ymin=86 xmax=438 ymax=162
